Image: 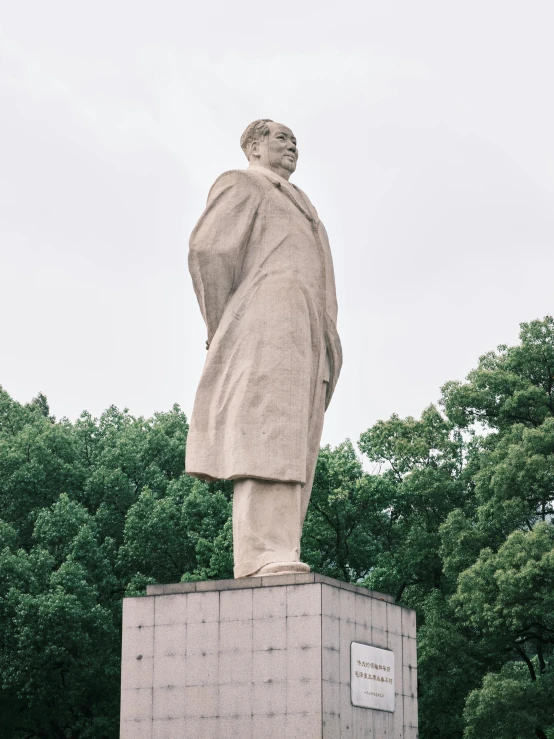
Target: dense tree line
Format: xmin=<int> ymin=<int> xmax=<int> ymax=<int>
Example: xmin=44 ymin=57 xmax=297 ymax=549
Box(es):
xmin=1 ymin=317 xmax=554 ymax=738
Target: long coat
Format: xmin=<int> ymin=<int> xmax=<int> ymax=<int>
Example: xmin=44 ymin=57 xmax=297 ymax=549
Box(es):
xmin=185 ymin=166 xmax=342 ymax=484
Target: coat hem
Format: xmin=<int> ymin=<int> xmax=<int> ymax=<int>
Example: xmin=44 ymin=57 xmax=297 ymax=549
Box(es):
xmin=234 ymin=550 xmax=300 ymax=579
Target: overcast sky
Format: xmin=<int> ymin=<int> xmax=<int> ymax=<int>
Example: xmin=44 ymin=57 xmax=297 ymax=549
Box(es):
xmin=1 ymin=1 xmax=553 ymax=447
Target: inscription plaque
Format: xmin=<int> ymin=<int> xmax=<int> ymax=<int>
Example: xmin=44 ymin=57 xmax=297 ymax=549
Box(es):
xmin=350 ymin=642 xmax=395 ymax=712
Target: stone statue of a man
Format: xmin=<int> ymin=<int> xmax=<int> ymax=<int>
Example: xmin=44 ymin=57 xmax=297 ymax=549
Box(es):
xmin=186 ymin=119 xmax=342 ymax=578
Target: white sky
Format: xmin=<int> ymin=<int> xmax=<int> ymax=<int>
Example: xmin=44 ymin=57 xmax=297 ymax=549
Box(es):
xmin=1 ymin=0 xmax=553 ymax=447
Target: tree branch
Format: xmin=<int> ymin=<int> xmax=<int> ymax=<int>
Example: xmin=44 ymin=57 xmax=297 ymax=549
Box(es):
xmin=395 ymin=581 xmax=407 ymax=603
xmin=515 ymin=644 xmax=536 ymax=681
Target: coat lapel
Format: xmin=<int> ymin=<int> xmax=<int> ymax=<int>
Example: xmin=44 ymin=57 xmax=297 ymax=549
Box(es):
xmin=249 ymin=167 xmax=318 ymax=225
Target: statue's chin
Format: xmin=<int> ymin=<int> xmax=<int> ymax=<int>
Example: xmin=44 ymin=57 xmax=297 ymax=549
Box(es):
xmin=281 ymin=157 xmax=296 ymax=173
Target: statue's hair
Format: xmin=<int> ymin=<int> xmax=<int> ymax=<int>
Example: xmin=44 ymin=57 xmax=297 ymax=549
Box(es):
xmin=240 ymin=119 xmax=273 ymax=158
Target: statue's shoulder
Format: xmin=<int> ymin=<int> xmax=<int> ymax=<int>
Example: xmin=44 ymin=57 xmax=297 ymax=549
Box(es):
xmin=209 ymin=169 xmax=264 ymax=194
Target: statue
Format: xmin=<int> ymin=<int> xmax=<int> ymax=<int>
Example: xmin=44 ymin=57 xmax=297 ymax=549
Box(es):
xmin=186 ymin=119 xmax=342 ymax=578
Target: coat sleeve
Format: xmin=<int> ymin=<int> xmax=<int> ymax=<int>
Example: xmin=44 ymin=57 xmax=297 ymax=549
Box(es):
xmin=189 ymin=171 xmax=262 ymax=344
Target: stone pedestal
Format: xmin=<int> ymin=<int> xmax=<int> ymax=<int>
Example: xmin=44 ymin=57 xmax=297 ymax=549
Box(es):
xmin=120 ymin=573 xmax=418 ymax=738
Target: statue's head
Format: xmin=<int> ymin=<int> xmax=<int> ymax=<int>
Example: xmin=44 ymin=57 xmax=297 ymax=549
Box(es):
xmin=240 ymin=119 xmax=298 ymax=181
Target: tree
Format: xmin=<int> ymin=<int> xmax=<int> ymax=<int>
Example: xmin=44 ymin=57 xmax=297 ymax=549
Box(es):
xmin=456 ymin=524 xmax=554 ymax=739
xmin=0 ymin=390 xmax=229 ymax=738
xmin=357 ymin=405 xmax=466 ymax=603
xmin=2 ymin=316 xmax=554 ymax=736
xmin=301 ymin=440 xmax=388 ymax=581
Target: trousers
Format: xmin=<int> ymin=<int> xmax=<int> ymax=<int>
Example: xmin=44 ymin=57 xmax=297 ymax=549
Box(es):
xmin=232 ymin=368 xmax=329 ymax=579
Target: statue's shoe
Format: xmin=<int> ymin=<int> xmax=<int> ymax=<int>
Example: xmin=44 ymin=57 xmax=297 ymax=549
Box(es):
xmin=252 ymin=561 xmax=311 ymax=577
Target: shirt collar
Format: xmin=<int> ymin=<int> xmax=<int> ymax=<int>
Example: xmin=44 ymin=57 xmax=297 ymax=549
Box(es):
xmin=248 ymin=164 xmax=316 ymax=223
xmin=247 ymin=164 xmax=298 ymax=189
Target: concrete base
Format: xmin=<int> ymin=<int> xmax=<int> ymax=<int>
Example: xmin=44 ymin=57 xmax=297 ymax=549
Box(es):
xmin=120 ymin=573 xmax=418 ymax=738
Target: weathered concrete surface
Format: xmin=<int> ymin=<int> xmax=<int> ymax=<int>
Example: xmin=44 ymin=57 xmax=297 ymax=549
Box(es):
xmin=120 ymin=575 xmax=418 ymax=738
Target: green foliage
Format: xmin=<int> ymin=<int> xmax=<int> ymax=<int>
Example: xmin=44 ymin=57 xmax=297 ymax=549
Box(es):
xmin=416 ymin=592 xmax=497 ymax=738
xmin=0 ymin=390 xmax=231 ymax=738
xmin=463 ymin=663 xmax=554 ymax=739
xmin=426 ymin=317 xmax=554 ymax=738
xmin=2 ymin=316 xmax=554 ymax=736
xmin=355 ymin=318 xmax=554 ymax=737
xmin=357 ymin=405 xmax=466 ymax=603
xmin=442 ymin=317 xmax=554 ymax=431
xmin=301 ymin=440 xmax=388 ymax=581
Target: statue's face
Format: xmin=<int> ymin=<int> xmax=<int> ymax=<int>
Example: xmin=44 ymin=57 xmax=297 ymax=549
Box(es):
xmin=251 ymin=122 xmax=298 ymax=180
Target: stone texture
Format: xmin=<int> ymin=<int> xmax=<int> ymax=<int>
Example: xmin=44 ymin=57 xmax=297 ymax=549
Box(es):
xmin=185 ymin=123 xmax=341 ymax=488
xmin=121 ymin=575 xmax=418 ymax=738
xmin=184 ymin=120 xmax=342 ymax=582
xmin=145 ymin=573 xmax=393 ymax=602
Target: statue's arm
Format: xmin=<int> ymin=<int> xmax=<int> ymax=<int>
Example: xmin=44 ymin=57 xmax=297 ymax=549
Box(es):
xmin=189 ymin=171 xmax=261 ymax=344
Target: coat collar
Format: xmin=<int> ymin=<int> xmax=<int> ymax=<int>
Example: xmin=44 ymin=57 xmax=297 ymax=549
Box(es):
xmin=247 ymin=165 xmax=317 ymax=224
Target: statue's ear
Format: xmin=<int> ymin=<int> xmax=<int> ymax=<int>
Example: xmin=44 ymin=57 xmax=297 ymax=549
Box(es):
xmin=250 ymin=139 xmax=260 ymax=159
